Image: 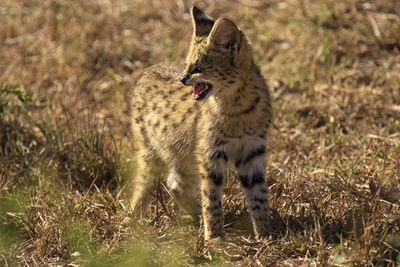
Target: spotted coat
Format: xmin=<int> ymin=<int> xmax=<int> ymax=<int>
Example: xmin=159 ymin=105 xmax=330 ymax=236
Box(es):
xmin=130 ymin=6 xmax=272 ymax=241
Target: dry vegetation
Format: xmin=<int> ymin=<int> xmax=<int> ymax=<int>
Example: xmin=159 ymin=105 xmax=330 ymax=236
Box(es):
xmin=1 ymin=0 xmax=400 ymax=266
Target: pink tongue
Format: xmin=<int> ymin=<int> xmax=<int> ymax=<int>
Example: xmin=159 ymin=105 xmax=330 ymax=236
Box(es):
xmin=193 ymin=83 xmax=205 ymax=95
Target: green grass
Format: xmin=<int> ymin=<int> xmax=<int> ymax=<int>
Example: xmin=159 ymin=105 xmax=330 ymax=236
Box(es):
xmin=1 ymin=0 xmax=399 ymax=266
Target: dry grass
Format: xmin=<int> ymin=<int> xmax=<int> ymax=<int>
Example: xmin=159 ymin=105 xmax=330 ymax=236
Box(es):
xmin=0 ymin=0 xmax=399 ymax=266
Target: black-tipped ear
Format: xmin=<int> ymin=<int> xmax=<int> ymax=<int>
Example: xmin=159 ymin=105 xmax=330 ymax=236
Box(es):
xmin=191 ymin=6 xmax=214 ymax=36
xmin=207 ymin=18 xmax=240 ymax=50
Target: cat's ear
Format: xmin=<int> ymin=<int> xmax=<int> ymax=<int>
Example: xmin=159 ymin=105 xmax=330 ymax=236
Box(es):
xmin=208 ymin=18 xmax=252 ymax=69
xmin=207 ymin=18 xmax=240 ymax=51
xmin=191 ymin=6 xmax=214 ymax=37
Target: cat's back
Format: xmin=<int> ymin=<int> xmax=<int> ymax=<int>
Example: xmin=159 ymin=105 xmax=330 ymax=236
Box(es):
xmin=130 ymin=65 xmax=199 ymax=162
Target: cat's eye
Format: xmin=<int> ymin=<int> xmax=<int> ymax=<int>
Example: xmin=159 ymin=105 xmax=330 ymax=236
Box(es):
xmin=192 ymin=66 xmax=203 ymax=73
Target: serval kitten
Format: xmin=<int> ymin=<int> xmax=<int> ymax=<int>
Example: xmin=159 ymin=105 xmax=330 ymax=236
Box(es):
xmin=130 ymin=6 xmax=272 ymax=241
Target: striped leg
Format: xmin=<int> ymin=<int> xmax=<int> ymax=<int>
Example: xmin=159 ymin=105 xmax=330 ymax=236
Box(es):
xmin=199 ymin=151 xmax=226 ymax=241
xmin=236 ymin=145 xmax=269 ymax=240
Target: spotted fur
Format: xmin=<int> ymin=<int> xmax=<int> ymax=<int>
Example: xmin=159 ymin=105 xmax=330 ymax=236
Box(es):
xmin=129 ymin=6 xmax=272 ymax=241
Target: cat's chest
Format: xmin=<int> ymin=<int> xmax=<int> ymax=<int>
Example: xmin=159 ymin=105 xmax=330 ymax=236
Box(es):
xmin=218 ymin=135 xmax=266 ymax=168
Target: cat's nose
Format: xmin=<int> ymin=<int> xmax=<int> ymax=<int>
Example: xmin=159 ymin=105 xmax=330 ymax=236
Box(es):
xmin=179 ymin=76 xmax=187 ymax=85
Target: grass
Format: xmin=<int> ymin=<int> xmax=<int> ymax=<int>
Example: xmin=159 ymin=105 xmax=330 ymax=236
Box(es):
xmin=1 ymin=0 xmax=399 ymax=266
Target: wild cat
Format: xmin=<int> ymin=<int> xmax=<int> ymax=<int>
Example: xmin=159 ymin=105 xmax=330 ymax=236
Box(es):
xmin=130 ymin=6 xmax=272 ymax=241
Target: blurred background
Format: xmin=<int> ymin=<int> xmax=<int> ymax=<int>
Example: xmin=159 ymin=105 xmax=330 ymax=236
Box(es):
xmin=0 ymin=0 xmax=399 ymax=266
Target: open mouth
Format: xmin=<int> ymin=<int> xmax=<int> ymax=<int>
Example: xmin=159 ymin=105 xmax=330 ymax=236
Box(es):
xmin=193 ymin=82 xmax=212 ymax=100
